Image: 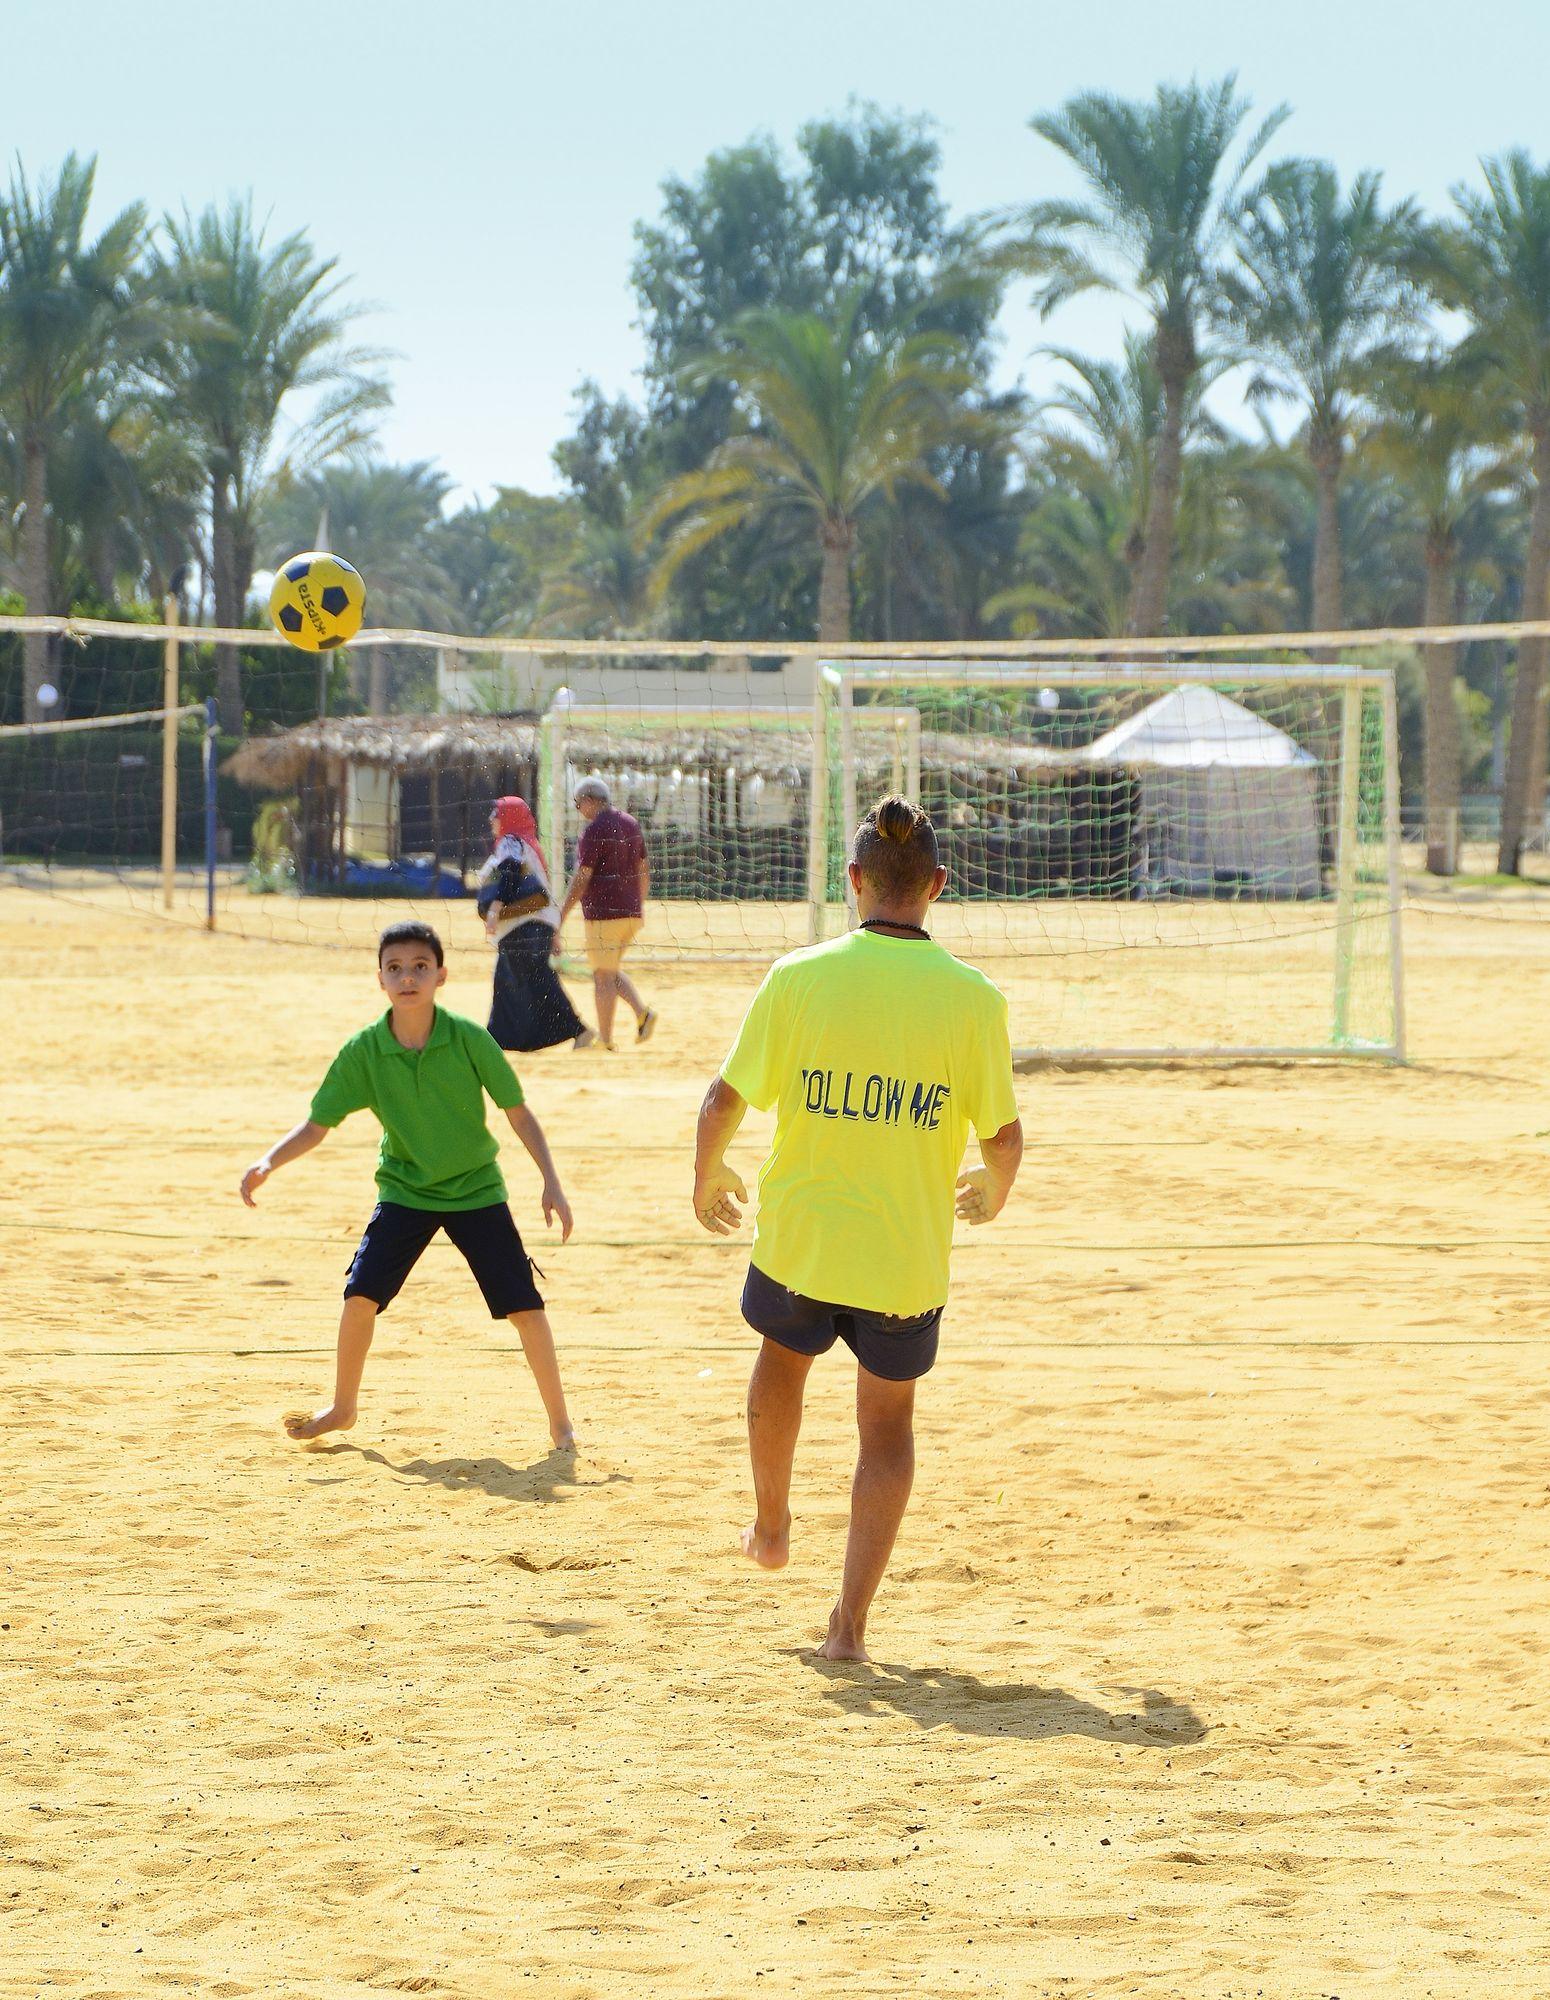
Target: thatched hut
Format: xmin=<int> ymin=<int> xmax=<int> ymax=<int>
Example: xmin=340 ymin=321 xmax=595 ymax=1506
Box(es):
xmin=226 ymin=695 xmax=1319 ymax=904
xmin=226 ymin=714 xmax=541 ymax=888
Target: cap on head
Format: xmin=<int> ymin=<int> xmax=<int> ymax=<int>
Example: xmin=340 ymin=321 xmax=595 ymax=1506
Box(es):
xmin=851 ymin=795 xmax=939 ymax=899
xmin=574 ymin=776 xmax=612 ymax=807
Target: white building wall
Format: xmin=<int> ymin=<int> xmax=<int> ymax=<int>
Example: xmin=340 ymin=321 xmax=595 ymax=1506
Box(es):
xmin=437 ymin=650 xmax=817 ymax=716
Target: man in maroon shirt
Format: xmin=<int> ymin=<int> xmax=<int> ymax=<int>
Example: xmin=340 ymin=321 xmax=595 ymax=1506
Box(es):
xmin=557 ymin=778 xmax=657 ymax=1049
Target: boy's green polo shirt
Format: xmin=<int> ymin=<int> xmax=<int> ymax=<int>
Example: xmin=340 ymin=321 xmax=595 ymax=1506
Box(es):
xmin=309 ymin=1007 xmax=524 ymax=1211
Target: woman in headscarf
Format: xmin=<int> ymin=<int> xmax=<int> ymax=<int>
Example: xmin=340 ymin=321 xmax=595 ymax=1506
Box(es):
xmin=478 ymin=796 xmax=594 ymax=1052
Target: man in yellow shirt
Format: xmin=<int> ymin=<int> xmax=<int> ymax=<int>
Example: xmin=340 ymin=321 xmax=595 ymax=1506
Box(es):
xmin=693 ymin=797 xmax=1024 ymax=1661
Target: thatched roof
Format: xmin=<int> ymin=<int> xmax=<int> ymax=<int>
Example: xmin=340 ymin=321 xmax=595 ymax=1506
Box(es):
xmin=228 ymin=709 xmax=1084 ymax=795
xmin=567 ymin=723 xmax=814 ymax=785
xmin=226 ymin=714 xmax=541 ymax=790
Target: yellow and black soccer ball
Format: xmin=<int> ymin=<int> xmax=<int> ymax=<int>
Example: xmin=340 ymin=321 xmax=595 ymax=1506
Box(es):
xmin=268 ymin=551 xmax=366 ymax=653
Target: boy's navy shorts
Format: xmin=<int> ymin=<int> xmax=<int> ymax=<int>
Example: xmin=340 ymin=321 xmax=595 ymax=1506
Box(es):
xmin=741 ymin=1264 xmax=942 ymax=1381
xmin=344 ymin=1201 xmax=544 ymax=1319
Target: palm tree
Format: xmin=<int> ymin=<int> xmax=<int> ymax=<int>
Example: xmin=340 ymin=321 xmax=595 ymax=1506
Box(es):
xmin=986 ymin=338 xmax=1290 ymax=639
xmin=265 ymin=460 xmax=453 ymax=713
xmin=43 ymin=389 xmax=204 ymax=607
xmin=149 ymin=199 xmax=387 ymax=731
xmin=643 ymin=301 xmax=982 ymax=642
xmin=1002 ymin=75 xmax=1287 ymax=637
xmin=862 ymin=414 xmax=1026 ymax=641
xmin=1222 ymin=160 xmax=1419 ymax=653
xmin=1442 ymin=153 xmax=1550 ymax=872
xmin=537 ymin=520 xmax=655 ymax=638
xmin=1044 ymin=334 xmax=1229 ymax=603
xmin=1367 ymin=352 xmax=1513 ymax=872
xmin=987 ymin=466 xmax=1134 ymax=639
xmin=0 ymin=154 xmax=158 ymax=716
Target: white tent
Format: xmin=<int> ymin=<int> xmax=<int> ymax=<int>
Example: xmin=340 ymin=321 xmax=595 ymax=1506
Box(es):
xmin=1083 ymin=685 xmax=1322 ymax=897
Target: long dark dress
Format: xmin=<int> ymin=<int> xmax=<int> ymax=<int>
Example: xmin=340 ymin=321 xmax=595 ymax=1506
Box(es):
xmin=488 ymin=923 xmax=586 ymax=1052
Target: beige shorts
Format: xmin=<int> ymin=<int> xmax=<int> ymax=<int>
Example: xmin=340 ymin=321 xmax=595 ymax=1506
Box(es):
xmin=584 ymin=916 xmax=642 ymax=972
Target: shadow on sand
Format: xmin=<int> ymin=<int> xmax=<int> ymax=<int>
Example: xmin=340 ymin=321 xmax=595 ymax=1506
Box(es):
xmin=308 ymin=1441 xmax=629 ymax=1506
xmin=808 ymin=1660 xmax=1206 ymax=1746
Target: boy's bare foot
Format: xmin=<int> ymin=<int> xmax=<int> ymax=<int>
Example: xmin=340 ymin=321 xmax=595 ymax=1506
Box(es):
xmin=739 ymin=1513 xmax=790 ymax=1569
xmin=283 ymin=1404 xmax=357 ymax=1441
xmin=813 ymin=1606 xmax=870 ymax=1661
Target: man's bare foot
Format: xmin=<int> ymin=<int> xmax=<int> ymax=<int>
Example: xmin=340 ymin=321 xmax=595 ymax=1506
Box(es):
xmin=739 ymin=1513 xmax=790 ymax=1569
xmin=283 ymin=1404 xmax=356 ymax=1441
xmin=551 ymin=1423 xmax=576 ymax=1450
xmin=813 ymin=1606 xmax=870 ymax=1661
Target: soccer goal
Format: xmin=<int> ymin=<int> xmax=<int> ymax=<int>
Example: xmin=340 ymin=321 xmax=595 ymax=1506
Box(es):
xmin=539 ymin=694 xmax=921 ymax=963
xmin=0 ymin=611 xmax=1402 ymax=1060
xmin=810 ymin=661 xmax=1403 ymax=1062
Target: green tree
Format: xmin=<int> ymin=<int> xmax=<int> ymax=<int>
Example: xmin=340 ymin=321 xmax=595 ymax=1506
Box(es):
xmin=643 ymin=302 xmax=983 ymax=642
xmin=149 ymin=198 xmax=387 ymax=732
xmin=0 ymin=153 xmax=159 ymax=716
xmin=623 ymin=104 xmax=998 ymax=639
xmin=265 ymin=460 xmax=454 ymax=712
xmin=987 ymin=338 xmax=1290 ymax=639
xmin=1004 ymin=74 xmax=1287 ymax=636
xmin=858 ymin=412 xmax=1028 ymax=641
xmin=1368 ymin=351 xmax=1513 ymax=870
xmin=429 ymin=489 xmax=581 ymax=637
xmin=1222 ymin=160 xmax=1419 ymax=651
xmin=42 ymin=391 xmax=204 ymax=608
xmin=1441 ymin=152 xmax=1550 ymax=872
xmin=537 ymin=521 xmax=655 ymax=638
xmin=552 ymin=383 xmax=653 ymax=530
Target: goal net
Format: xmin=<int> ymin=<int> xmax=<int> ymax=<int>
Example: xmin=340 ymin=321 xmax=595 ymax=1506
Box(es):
xmin=0 ymin=617 xmax=1402 ymax=1060
xmin=0 ymin=699 xmax=211 ymax=912
xmin=812 ymin=662 xmax=1402 ymax=1059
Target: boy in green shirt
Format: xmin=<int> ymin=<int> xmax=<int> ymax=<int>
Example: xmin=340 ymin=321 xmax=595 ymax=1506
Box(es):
xmin=241 ymin=921 xmax=576 ymax=1450
xmin=693 ymin=797 xmax=1023 ymax=1661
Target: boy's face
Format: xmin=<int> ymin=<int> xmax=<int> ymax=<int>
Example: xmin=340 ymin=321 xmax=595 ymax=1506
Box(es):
xmin=377 ymin=943 xmax=447 ymax=1007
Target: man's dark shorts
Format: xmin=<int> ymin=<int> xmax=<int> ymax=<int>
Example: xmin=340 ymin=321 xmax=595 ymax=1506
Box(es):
xmin=345 ymin=1201 xmax=544 ymax=1319
xmin=741 ymin=1264 xmax=942 ymax=1381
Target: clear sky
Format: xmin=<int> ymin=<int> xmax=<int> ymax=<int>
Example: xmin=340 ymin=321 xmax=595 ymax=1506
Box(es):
xmin=21 ymin=0 xmax=1550 ymax=502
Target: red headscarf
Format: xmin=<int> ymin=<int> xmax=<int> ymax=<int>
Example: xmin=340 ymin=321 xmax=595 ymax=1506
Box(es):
xmin=492 ymin=795 xmax=549 ymax=878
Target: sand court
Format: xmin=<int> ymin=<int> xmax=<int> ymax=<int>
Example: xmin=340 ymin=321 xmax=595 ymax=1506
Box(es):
xmin=4 ymin=886 xmax=1549 ymax=1997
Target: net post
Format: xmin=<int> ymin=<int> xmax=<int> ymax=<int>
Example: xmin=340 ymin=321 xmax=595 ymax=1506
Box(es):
xmin=1381 ymin=672 xmax=1406 ymax=1059
xmin=160 ymin=594 xmax=179 ymax=908
xmin=540 ymin=707 xmax=566 ymax=893
xmin=806 ymin=672 xmax=831 ymax=943
xmin=1332 ymin=682 xmax=1363 ymax=1044
xmin=905 ymin=706 xmax=922 ymax=800
xmin=203 ymin=697 xmax=218 ymax=930
xmin=838 ymin=668 xmax=858 ymax=924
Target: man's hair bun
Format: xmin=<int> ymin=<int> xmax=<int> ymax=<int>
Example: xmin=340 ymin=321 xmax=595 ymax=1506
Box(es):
xmin=851 ymin=795 xmax=939 ymax=897
xmin=876 ymin=796 xmax=919 ymax=843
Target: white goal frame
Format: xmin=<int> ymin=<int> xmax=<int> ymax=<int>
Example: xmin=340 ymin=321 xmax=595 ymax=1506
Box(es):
xmin=812 ymin=661 xmax=1405 ymax=1064
xmin=541 ymin=699 xmax=921 ymax=928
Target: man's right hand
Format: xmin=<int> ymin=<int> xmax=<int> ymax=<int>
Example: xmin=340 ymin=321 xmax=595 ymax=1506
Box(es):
xmin=240 ymin=1160 xmax=272 ymax=1208
xmin=693 ymin=1163 xmax=748 ymax=1235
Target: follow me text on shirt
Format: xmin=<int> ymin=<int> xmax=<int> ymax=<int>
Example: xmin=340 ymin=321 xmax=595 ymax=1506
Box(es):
xmin=799 ymin=1067 xmax=951 ymax=1131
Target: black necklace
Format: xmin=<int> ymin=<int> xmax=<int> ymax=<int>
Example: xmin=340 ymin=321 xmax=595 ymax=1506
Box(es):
xmin=858 ymin=918 xmax=931 ymax=940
